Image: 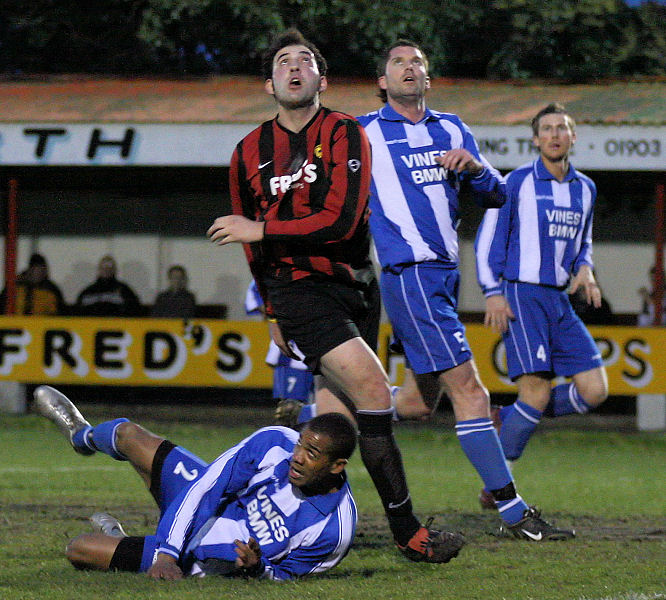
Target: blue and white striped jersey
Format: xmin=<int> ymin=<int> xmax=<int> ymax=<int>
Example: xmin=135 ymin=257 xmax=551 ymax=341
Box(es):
xmin=357 ymin=104 xmax=505 ymax=270
xmin=475 ymin=157 xmax=596 ymax=296
xmin=155 ymin=427 xmax=356 ymax=580
xmin=244 ymin=280 xmax=264 ymax=316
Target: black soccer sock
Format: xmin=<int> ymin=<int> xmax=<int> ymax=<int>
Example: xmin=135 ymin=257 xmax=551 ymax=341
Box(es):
xmin=356 ymin=409 xmax=421 ymax=546
xmin=108 ymin=536 xmax=145 ymax=572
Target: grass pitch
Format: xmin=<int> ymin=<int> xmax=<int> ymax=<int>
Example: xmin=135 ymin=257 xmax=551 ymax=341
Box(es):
xmin=0 ymin=402 xmax=664 ymax=600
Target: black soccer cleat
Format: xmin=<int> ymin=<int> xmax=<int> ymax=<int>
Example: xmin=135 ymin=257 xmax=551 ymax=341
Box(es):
xmin=396 ymin=518 xmax=465 ymax=563
xmin=500 ymin=506 xmax=575 ymax=541
xmin=273 ymin=399 xmax=305 ymax=430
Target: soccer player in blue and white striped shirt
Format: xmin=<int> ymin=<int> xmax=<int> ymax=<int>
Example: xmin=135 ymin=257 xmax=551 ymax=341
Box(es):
xmin=357 ymin=41 xmax=574 ymax=540
xmin=475 ymin=103 xmax=608 ymax=494
xmin=34 ymin=385 xmax=357 ymax=581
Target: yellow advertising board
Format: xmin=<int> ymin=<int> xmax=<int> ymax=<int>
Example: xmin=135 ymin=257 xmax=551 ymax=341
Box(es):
xmin=1 ymin=317 xmax=664 ymax=395
xmin=0 ymin=316 xmax=274 ymax=387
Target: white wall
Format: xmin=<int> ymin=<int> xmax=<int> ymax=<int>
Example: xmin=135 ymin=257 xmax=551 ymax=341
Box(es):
xmin=1 ymin=235 xmax=658 ymax=318
xmin=458 ymin=239 xmax=655 ymax=316
xmin=1 ymin=234 xmax=251 ymax=320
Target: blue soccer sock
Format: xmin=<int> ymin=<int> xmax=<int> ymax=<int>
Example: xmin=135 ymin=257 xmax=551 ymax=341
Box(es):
xmin=297 ymin=403 xmax=317 ymax=425
xmin=456 ymin=418 xmax=528 ymax=524
xmin=89 ymin=418 xmax=130 ymax=460
xmin=545 ymin=383 xmax=592 ymax=417
xmin=498 ymin=400 xmax=542 ymax=461
xmin=71 ymin=425 xmax=96 ymax=454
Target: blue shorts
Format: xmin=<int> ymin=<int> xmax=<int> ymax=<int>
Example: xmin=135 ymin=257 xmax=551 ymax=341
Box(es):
xmin=273 ymin=366 xmax=314 ymax=402
xmin=502 ymin=281 xmax=603 ymax=380
xmin=138 ymin=444 xmax=208 ymax=572
xmin=381 ymin=263 xmax=471 ymax=375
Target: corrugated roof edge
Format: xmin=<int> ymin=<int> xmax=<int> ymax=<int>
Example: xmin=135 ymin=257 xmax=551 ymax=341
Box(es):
xmin=0 ymin=74 xmax=663 ymax=126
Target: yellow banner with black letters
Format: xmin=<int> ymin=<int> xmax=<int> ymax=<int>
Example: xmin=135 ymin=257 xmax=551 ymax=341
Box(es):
xmin=0 ymin=317 xmax=662 ymax=394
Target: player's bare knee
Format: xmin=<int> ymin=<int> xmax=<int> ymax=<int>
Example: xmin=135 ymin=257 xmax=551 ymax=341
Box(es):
xmin=449 ymin=383 xmax=489 ymax=418
xmin=463 ymin=379 xmax=489 ymax=409
xmin=114 ymin=421 xmax=149 ymax=454
xmin=66 ymin=534 xmax=93 ymax=569
xmin=355 ymin=377 xmax=392 ymax=411
xmin=580 ymin=382 xmax=608 ymax=407
xmin=114 ymin=420 xmax=140 ymax=443
xmin=472 ymin=389 xmax=491 ymax=415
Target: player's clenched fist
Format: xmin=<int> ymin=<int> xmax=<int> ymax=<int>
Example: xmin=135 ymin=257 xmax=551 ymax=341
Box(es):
xmin=207 ymin=215 xmax=265 ymax=245
xmin=435 ymin=148 xmax=484 ymax=176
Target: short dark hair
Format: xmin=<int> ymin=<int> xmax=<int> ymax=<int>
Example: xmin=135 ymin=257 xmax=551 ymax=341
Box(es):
xmin=28 ymin=253 xmax=47 ymax=268
xmin=376 ymin=39 xmax=429 ymax=103
xmin=304 ymin=413 xmax=357 ymax=460
xmin=261 ymin=28 xmax=328 ymax=80
xmin=531 ymin=102 xmax=576 ymax=136
xmin=167 ymin=265 xmax=187 ymax=277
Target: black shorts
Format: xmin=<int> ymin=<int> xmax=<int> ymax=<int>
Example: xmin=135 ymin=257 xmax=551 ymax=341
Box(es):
xmin=266 ymin=276 xmax=380 ymax=373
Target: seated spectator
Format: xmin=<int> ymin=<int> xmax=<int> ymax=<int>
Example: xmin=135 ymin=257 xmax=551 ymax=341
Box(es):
xmin=74 ymin=255 xmax=142 ymax=317
xmin=1 ymin=253 xmax=66 ymax=315
xmin=637 ymin=265 xmax=666 ymax=326
xmin=151 ymin=265 xmax=196 ymax=319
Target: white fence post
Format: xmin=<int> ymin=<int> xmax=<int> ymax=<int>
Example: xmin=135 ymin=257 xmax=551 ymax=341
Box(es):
xmin=636 ymin=394 xmax=666 ymax=431
xmin=0 ymin=381 xmax=28 ymax=414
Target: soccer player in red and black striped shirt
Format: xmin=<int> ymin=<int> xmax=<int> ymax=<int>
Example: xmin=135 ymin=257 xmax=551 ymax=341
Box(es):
xmin=208 ymin=29 xmax=464 ymax=564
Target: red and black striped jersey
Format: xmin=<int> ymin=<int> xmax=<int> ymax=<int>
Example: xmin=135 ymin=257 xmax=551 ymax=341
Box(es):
xmin=230 ymin=106 xmax=372 ymax=315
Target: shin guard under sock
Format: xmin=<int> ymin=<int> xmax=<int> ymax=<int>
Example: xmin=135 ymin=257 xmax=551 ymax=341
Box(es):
xmin=456 ymin=418 xmax=528 ymax=524
xmin=356 ymin=409 xmax=420 ymax=545
xmin=545 ymin=383 xmax=592 ymax=417
xmin=498 ymin=400 xmax=542 ymax=461
xmin=90 ymin=418 xmax=130 ymax=460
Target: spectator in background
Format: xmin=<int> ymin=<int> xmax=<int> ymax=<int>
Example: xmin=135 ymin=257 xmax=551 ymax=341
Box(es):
xmin=637 ymin=265 xmax=666 ymax=326
xmin=152 ymin=265 xmax=196 ymax=319
xmin=74 ymin=255 xmax=142 ymax=317
xmin=1 ymin=253 xmax=66 ymax=315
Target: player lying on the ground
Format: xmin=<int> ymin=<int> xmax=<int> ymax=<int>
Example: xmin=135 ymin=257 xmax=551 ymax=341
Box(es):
xmin=34 ymin=385 xmax=358 ymax=581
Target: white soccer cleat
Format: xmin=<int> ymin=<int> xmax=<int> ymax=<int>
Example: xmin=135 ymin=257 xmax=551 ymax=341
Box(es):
xmin=90 ymin=512 xmax=128 ymax=537
xmin=33 ymin=385 xmax=94 ymax=455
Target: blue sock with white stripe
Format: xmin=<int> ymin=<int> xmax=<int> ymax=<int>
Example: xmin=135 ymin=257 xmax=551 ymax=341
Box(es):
xmin=456 ymin=418 xmax=528 ymax=524
xmin=545 ymin=383 xmax=591 ymax=417
xmin=71 ymin=425 xmax=96 ymax=454
xmin=297 ymin=403 xmax=317 ymax=425
xmin=90 ymin=418 xmax=129 ymax=460
xmin=498 ymin=400 xmax=542 ymax=461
